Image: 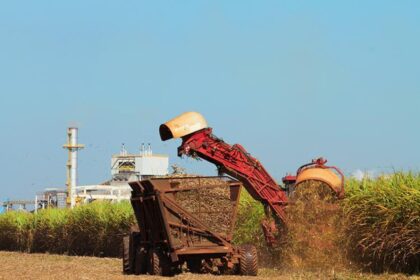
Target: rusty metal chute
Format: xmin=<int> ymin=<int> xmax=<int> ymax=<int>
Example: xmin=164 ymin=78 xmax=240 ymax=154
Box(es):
xmin=160 ymin=112 xmax=208 ymax=141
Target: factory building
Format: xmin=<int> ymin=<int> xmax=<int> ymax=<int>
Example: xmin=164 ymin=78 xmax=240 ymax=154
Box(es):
xmin=73 ymin=144 xmax=169 ymax=205
xmin=35 ymin=189 xmax=67 ymax=210
xmin=110 ymin=143 xmax=169 ymax=183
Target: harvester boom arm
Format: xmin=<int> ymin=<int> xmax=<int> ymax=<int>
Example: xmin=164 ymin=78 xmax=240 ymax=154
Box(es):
xmin=178 ymin=128 xmax=288 ymax=222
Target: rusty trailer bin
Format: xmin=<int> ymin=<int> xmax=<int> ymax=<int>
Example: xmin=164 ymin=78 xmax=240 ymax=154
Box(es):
xmin=122 ymin=176 xmax=258 ymax=276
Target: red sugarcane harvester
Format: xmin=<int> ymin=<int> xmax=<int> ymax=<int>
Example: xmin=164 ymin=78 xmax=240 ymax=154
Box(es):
xmin=160 ymin=112 xmax=345 ymax=246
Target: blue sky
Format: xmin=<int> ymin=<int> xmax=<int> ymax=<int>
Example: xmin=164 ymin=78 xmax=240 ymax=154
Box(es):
xmin=0 ymin=1 xmax=419 ymax=200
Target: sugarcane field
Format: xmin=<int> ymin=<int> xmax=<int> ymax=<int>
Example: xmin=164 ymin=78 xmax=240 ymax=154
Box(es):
xmin=1 ymin=2 xmax=419 ymax=280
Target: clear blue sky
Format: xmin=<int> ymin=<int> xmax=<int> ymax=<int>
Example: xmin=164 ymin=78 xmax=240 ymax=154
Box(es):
xmin=0 ymin=1 xmax=419 ymax=200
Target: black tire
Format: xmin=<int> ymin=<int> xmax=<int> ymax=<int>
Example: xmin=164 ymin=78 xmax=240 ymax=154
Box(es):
xmin=122 ymin=235 xmax=133 ymax=274
xmin=148 ymin=248 xmax=173 ymax=276
xmin=187 ymin=259 xmax=202 ymax=273
xmin=239 ymin=244 xmax=258 ymax=276
xmin=134 ymin=246 xmax=147 ymax=275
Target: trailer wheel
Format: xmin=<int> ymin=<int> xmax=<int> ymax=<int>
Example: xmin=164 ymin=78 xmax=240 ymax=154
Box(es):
xmin=122 ymin=235 xmax=133 ymax=274
xmin=148 ymin=249 xmax=173 ymax=276
xmin=239 ymin=245 xmax=258 ymax=276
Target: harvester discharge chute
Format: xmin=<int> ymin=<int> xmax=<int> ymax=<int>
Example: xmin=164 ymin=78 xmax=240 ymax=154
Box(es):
xmin=159 ymin=112 xmax=208 ymax=141
xmin=159 ymin=111 xmax=344 ymax=246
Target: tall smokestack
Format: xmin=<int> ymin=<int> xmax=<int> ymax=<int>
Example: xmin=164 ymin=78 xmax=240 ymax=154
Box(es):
xmin=63 ymin=127 xmax=84 ymax=208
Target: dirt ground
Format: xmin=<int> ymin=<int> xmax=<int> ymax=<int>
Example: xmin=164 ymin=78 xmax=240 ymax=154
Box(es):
xmin=0 ymin=252 xmax=417 ymax=280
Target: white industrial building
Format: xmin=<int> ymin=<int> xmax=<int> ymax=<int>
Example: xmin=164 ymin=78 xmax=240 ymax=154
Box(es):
xmin=72 ymin=144 xmax=169 ymax=204
xmin=110 ymin=143 xmax=169 ymax=182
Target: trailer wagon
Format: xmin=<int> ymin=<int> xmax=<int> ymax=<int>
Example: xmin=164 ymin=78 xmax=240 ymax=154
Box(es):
xmin=123 ymin=176 xmax=258 ymax=276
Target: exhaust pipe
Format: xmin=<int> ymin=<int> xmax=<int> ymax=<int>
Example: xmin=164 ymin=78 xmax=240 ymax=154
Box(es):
xmin=159 ymin=112 xmax=208 ymax=141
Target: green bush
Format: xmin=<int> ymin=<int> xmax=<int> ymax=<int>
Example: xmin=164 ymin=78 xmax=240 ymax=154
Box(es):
xmin=0 ymin=201 xmax=134 ymax=257
xmin=342 ymin=173 xmax=420 ymax=273
xmin=232 ymin=189 xmax=265 ymax=247
xmin=0 ymin=211 xmax=33 ymax=251
xmin=31 ymin=208 xmax=68 ymax=253
xmin=67 ymin=201 xmax=134 ymax=256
